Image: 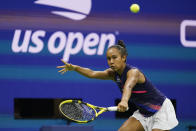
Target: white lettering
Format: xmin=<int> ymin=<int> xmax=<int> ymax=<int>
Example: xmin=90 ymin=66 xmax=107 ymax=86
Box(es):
xmin=180 ymin=20 xmax=196 ymax=48
xmin=11 ymin=29 xmax=116 ymax=62
xmin=97 ymin=34 xmax=115 ymax=55
xmin=29 ymin=30 xmax=45 ymax=53
xmin=48 ymin=31 xmax=66 ymax=54
xmin=83 ymin=33 xmax=99 ymax=55
xmin=63 ymin=32 xmax=83 ymax=62
xmin=12 ymin=30 xmax=32 ymax=53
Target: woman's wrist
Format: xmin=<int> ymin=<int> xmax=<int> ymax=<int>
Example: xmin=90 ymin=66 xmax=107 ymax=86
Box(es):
xmin=72 ymin=64 xmax=77 ymax=71
xmin=121 ymin=97 xmax=129 ymax=103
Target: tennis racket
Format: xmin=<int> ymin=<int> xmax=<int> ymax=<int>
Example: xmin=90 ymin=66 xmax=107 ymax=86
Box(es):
xmin=59 ymin=99 xmax=118 ymax=123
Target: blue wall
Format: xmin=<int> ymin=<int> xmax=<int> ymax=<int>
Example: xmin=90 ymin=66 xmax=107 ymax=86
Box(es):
xmin=0 ymin=0 xmax=196 ymax=119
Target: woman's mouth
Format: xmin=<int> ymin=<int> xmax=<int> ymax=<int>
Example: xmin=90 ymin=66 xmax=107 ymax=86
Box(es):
xmin=110 ymin=66 xmax=115 ymax=69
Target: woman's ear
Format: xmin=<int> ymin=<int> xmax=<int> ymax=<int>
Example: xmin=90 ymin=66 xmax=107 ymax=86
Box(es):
xmin=122 ymin=55 xmax=126 ymax=62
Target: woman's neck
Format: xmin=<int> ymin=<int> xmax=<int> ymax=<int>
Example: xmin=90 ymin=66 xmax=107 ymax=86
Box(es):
xmin=117 ymin=63 xmax=126 ymax=76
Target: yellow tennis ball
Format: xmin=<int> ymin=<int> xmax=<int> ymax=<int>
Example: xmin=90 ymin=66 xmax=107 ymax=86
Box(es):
xmin=130 ymin=4 xmax=140 ymax=13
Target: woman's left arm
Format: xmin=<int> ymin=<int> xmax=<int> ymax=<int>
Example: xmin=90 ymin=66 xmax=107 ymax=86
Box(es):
xmin=117 ymin=68 xmax=140 ymax=112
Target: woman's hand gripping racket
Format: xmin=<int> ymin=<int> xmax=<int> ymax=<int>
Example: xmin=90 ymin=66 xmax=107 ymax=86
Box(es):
xmin=59 ymin=100 xmax=120 ymax=123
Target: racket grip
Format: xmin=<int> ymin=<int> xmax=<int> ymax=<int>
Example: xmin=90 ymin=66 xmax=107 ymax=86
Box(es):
xmin=107 ymin=106 xmax=118 ymax=111
xmin=107 ymin=106 xmax=129 ymax=111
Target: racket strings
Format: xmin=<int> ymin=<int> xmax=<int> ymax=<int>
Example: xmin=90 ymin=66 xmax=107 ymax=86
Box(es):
xmin=60 ymin=102 xmax=96 ymax=121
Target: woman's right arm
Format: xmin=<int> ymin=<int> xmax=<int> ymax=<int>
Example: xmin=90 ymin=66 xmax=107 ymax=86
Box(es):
xmin=57 ymin=59 xmax=114 ymax=80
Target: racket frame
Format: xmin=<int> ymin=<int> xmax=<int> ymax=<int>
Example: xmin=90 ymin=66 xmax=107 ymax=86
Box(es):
xmin=59 ymin=100 xmax=115 ymax=123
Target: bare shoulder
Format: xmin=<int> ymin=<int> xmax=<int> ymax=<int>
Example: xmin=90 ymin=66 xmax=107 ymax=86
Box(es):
xmin=127 ymin=68 xmax=140 ymax=76
xmin=127 ymin=68 xmax=145 ymax=83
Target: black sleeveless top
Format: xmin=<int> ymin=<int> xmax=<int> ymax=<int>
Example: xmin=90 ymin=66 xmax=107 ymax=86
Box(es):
xmin=114 ymin=64 xmax=166 ymax=117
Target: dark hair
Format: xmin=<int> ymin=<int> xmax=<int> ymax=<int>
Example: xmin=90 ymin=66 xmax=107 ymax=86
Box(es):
xmin=107 ymin=40 xmax=128 ymax=57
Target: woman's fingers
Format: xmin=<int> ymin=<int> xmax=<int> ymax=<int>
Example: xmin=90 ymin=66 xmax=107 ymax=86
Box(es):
xmin=58 ymin=68 xmax=68 ymax=74
xmin=117 ymin=101 xmax=128 ymax=112
xmin=57 ymin=59 xmax=73 ymax=74
xmin=118 ymin=106 xmax=126 ymax=112
xmin=61 ymin=59 xmax=67 ymax=65
xmin=58 ymin=69 xmax=65 ymax=73
xmin=56 ymin=65 xmax=65 ymax=68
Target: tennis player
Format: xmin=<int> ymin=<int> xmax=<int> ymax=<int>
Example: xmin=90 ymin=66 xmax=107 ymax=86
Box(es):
xmin=57 ymin=40 xmax=178 ymax=131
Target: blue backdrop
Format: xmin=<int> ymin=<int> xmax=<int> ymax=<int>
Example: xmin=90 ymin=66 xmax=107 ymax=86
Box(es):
xmin=0 ymin=0 xmax=196 ymax=119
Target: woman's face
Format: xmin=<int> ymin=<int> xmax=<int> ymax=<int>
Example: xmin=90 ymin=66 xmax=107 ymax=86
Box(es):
xmin=106 ymin=48 xmax=126 ymax=72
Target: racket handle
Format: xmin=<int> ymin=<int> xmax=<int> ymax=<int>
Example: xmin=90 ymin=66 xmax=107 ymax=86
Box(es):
xmin=107 ymin=106 xmax=129 ymax=111
xmin=107 ymin=106 xmax=118 ymax=111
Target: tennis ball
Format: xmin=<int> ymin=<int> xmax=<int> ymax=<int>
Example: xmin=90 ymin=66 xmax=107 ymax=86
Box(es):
xmin=130 ymin=4 xmax=140 ymax=13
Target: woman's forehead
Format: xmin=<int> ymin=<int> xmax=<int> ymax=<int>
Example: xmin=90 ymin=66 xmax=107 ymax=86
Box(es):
xmin=107 ymin=48 xmax=121 ymax=56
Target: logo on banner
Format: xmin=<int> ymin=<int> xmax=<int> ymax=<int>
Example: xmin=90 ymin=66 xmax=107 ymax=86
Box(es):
xmin=11 ymin=30 xmax=116 ymax=62
xmin=11 ymin=0 xmax=117 ymax=62
xmin=34 ymin=0 xmax=92 ymax=20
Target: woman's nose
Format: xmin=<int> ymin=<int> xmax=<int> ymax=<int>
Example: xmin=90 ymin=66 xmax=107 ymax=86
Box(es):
xmin=110 ymin=59 xmax=114 ymax=64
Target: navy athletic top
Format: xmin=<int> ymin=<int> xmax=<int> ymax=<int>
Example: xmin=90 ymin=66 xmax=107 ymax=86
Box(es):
xmin=114 ymin=64 xmax=166 ymax=117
